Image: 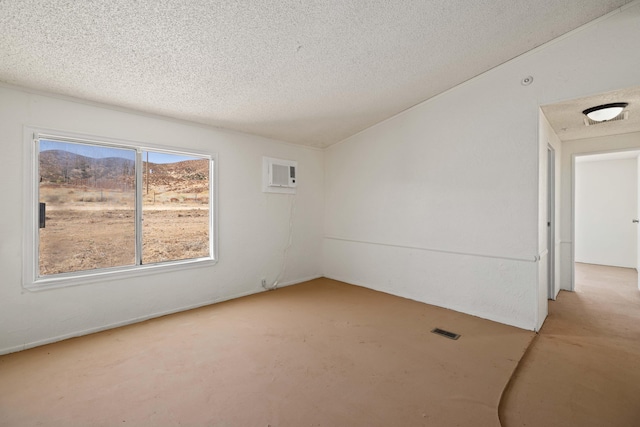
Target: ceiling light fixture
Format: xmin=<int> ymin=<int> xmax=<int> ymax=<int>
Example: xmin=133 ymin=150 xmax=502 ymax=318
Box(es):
xmin=582 ymin=102 xmax=628 ymax=122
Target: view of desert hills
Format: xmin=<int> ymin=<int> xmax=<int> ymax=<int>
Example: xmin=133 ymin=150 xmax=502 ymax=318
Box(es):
xmin=38 ymin=148 xmax=210 ymax=276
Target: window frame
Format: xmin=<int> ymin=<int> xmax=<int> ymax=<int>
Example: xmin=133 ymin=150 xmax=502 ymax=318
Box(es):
xmin=23 ymin=126 xmax=218 ymax=291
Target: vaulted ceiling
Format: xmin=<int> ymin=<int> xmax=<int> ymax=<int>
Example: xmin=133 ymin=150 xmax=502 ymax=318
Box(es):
xmin=0 ymin=1 xmax=633 ymax=147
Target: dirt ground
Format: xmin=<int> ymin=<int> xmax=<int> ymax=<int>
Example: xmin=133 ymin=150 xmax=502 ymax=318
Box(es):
xmin=39 ymin=207 xmax=209 ymax=276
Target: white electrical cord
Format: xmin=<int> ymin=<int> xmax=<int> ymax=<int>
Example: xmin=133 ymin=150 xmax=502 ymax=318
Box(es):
xmin=263 ymin=194 xmax=296 ymax=291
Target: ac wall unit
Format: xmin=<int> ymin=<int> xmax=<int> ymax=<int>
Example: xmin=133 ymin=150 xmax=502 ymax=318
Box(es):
xmin=263 ymin=157 xmax=297 ymax=194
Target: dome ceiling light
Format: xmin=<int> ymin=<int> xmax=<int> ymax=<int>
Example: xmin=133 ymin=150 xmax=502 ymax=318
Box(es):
xmin=582 ymin=102 xmax=629 ymax=122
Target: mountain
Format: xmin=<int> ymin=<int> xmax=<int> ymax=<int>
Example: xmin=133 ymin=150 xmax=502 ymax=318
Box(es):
xmin=144 ymin=159 xmax=209 ymax=193
xmin=39 ymin=150 xmax=134 ymax=184
xmin=39 ymin=150 xmax=209 ymax=192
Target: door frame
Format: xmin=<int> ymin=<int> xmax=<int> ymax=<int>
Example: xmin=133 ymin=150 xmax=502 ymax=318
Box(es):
xmin=547 ymin=145 xmax=556 ymax=299
xmin=571 ymin=148 xmax=640 ymax=291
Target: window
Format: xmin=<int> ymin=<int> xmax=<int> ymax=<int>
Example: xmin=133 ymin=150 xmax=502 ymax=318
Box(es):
xmin=26 ymin=129 xmax=215 ymax=287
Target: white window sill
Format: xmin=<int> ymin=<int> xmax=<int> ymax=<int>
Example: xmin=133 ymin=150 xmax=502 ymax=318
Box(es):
xmin=24 ymin=257 xmax=217 ymax=291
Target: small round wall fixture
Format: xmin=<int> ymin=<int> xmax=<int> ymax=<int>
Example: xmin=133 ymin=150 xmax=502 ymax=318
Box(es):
xmin=582 ymin=102 xmax=628 ymax=122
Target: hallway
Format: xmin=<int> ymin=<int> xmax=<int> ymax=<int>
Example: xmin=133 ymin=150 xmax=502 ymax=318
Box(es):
xmin=500 ymin=263 xmax=640 ymax=426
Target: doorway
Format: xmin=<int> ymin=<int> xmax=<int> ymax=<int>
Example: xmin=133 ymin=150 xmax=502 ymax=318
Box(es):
xmin=539 ymin=86 xmax=640 ymax=297
xmin=573 ymin=150 xmax=640 ymax=291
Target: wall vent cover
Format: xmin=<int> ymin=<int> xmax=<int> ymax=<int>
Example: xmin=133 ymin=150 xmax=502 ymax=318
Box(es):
xmin=270 ymin=163 xmax=294 ymax=187
xmin=431 ymin=328 xmax=460 ymax=340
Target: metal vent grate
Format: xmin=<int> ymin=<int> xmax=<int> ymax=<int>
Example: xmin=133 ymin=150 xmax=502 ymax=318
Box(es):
xmin=431 ymin=328 xmax=460 ymax=340
xmin=584 ymin=111 xmax=628 ymax=126
xmin=271 ymin=163 xmax=290 ymax=186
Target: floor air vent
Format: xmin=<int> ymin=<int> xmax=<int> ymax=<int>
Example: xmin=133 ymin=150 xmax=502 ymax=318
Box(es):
xmin=431 ymin=328 xmax=460 ymax=340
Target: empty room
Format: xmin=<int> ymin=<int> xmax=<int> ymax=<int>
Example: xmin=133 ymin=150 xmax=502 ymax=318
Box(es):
xmin=1 ymin=1 xmax=640 ymax=426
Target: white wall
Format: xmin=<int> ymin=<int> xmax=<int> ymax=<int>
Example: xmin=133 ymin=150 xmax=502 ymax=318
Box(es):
xmin=324 ymin=3 xmax=640 ymax=330
xmin=0 ymin=85 xmax=324 ymax=355
xmin=575 ymin=158 xmax=637 ymax=268
xmin=561 ymin=133 xmax=640 ymax=290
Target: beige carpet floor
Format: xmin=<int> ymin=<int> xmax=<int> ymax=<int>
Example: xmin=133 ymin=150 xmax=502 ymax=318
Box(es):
xmin=500 ymin=263 xmax=640 ymax=426
xmin=0 ymin=278 xmax=534 ymax=427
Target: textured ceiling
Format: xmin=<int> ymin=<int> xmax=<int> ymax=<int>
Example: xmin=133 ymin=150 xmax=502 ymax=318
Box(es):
xmin=0 ymin=1 xmax=633 ymax=148
xmin=542 ymin=86 xmax=640 ymax=142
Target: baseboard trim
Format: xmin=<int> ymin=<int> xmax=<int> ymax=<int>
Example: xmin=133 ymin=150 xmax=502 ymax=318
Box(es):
xmin=0 ymin=275 xmax=322 ymax=356
xmin=323 ymin=273 xmax=534 ymax=331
